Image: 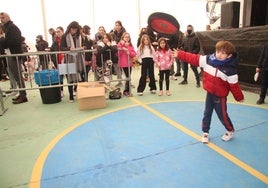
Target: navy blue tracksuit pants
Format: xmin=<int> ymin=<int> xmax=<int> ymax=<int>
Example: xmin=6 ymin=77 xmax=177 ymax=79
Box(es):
xmin=202 ymin=92 xmax=234 ymax=133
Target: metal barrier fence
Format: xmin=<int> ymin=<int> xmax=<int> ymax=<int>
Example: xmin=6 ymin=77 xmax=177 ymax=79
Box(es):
xmin=0 ymin=48 xmax=132 ymax=116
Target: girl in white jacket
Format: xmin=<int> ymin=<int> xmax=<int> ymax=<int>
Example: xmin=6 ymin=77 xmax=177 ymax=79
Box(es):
xmin=136 ymin=34 xmax=157 ymax=95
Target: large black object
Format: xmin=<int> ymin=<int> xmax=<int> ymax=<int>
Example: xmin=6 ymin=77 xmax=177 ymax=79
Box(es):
xmin=196 ymin=25 xmax=268 ymax=85
xmin=34 ymin=70 xmax=61 ymax=104
xmin=221 ymin=1 xmax=240 ymax=29
xmin=148 ymin=12 xmax=180 ymax=36
xmin=39 ymin=86 xmax=61 ymax=104
xmin=250 ymin=0 xmax=268 ymax=26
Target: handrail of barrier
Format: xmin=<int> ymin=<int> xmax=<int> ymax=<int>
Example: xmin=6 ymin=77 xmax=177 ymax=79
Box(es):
xmin=0 ymin=48 xmax=134 ymax=115
xmin=0 ymin=49 xmax=96 ymax=58
xmin=0 ymin=49 xmax=96 ymax=116
xmin=0 ymin=49 xmax=132 ymax=92
xmin=0 ymin=49 xmax=96 ymax=92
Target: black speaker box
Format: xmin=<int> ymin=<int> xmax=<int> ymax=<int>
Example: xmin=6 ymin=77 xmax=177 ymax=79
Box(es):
xmin=250 ymin=0 xmax=268 ymax=26
xmin=221 ymin=1 xmax=240 ymax=29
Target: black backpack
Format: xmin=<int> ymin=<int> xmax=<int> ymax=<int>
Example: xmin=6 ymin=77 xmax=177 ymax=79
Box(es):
xmin=109 ymin=88 xmax=122 ymax=100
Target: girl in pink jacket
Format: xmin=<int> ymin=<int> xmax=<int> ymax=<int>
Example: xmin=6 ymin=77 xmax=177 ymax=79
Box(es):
xmin=155 ymin=37 xmax=174 ymax=96
xmin=117 ymin=32 xmax=136 ymax=96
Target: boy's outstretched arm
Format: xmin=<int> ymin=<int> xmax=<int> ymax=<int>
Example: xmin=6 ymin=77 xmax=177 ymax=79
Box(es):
xmin=172 ymin=49 xmax=200 ymax=67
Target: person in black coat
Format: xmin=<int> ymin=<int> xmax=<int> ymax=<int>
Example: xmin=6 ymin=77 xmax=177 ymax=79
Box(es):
xmin=0 ymin=23 xmax=8 ymax=81
xmin=82 ymin=25 xmax=94 ymax=81
xmin=0 ymin=12 xmax=27 ymax=104
xmin=256 ymin=42 xmax=268 ymax=104
xmin=179 ymin=24 xmax=201 ymax=87
xmin=35 ymin=35 xmax=49 ymax=69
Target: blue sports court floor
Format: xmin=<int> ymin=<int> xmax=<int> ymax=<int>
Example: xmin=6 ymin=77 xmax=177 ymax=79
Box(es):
xmin=29 ymin=100 xmax=268 ymax=188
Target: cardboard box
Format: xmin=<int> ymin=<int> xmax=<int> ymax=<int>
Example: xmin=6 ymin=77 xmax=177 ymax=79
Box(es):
xmin=77 ymin=82 xmax=106 ymax=110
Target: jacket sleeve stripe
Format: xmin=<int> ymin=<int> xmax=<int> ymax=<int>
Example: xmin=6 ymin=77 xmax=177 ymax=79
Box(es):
xmin=227 ymin=74 xmax=239 ymax=84
xmin=199 ymin=55 xmax=207 ymax=68
xmin=204 ymin=64 xmax=238 ymax=84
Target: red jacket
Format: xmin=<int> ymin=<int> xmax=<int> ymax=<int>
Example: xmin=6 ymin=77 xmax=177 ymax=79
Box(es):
xmin=177 ymin=50 xmax=244 ymax=101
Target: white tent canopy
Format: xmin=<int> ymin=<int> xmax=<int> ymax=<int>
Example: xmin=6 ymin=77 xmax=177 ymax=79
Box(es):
xmin=0 ymin=0 xmax=208 ymax=49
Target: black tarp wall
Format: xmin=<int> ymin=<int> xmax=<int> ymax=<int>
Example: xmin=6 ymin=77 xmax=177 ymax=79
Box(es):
xmin=196 ymin=25 xmax=268 ymax=84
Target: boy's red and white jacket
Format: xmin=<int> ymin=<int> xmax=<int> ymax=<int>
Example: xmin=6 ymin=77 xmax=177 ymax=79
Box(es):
xmin=176 ymin=50 xmax=244 ymax=101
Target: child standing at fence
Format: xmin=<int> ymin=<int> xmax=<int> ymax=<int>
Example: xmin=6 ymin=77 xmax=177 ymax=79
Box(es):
xmin=136 ymin=34 xmax=157 ymax=95
xmin=95 ymin=33 xmax=118 ymax=84
xmin=155 ymin=37 xmax=173 ymax=96
xmin=117 ymin=32 xmax=136 ymax=97
xmin=24 ymin=57 xmax=35 ymax=81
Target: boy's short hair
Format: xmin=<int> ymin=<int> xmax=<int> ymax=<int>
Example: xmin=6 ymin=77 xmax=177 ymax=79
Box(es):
xmin=216 ymin=40 xmax=235 ymax=55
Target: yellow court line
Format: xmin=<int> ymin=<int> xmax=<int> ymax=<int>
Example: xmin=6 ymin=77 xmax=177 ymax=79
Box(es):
xmin=29 ymin=98 xmax=268 ymax=187
xmin=129 ymin=97 xmax=268 ymax=184
xmin=29 ymin=104 xmax=138 ymax=188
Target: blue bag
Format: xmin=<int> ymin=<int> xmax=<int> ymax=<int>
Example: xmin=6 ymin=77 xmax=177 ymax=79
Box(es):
xmin=34 ymin=69 xmax=62 ymax=86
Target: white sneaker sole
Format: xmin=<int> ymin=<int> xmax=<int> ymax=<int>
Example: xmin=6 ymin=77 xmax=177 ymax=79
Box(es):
xmin=221 ymin=131 xmax=234 ymax=141
xmin=201 ymin=133 xmax=209 ymax=144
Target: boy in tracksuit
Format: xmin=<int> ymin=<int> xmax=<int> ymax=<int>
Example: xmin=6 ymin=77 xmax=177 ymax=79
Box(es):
xmin=173 ymin=40 xmax=244 ymax=143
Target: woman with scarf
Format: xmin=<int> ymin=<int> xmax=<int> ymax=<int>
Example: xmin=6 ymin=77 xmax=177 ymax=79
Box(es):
xmin=60 ymin=21 xmax=85 ymax=103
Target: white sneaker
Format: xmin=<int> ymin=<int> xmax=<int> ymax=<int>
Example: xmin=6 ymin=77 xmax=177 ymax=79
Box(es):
xmin=171 ymin=75 xmax=177 ymax=80
xmin=137 ymin=92 xmax=143 ymax=96
xmin=150 ymin=90 xmax=156 ymax=94
xmin=201 ymin=133 xmax=209 ymax=143
xmin=221 ymin=131 xmax=235 ymax=141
